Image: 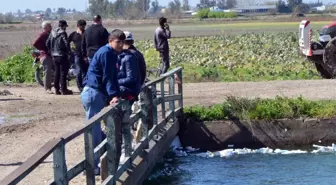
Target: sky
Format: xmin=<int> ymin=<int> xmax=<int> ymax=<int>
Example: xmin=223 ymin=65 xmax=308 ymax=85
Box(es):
xmin=0 ymin=0 xmax=334 ymax=13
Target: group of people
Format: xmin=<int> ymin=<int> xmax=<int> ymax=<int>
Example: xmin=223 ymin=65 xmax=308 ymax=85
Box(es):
xmin=33 ymin=15 xmax=172 ymax=175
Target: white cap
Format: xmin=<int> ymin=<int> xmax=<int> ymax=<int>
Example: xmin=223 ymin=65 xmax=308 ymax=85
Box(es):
xmin=124 ymin=31 xmax=134 ymax=41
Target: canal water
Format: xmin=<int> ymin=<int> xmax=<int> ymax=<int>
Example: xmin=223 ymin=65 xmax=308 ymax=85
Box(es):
xmin=144 ymin=142 xmax=336 ymax=185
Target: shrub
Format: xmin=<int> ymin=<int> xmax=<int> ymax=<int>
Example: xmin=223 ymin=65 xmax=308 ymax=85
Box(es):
xmin=184 ymin=96 xmax=336 ymax=121
xmin=0 ymin=46 xmax=35 ymax=83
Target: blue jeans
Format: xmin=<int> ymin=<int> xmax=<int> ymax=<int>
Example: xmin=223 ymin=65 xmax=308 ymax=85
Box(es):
xmin=81 ymin=86 xmax=107 ymax=169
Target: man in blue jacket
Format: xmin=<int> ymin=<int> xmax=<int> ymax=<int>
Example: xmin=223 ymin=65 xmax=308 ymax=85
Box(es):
xmin=81 ymin=29 xmax=125 ymax=175
xmin=118 ymin=38 xmax=141 ymax=104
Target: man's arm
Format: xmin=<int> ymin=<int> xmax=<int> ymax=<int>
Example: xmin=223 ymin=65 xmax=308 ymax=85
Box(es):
xmin=33 ymin=33 xmax=43 ymax=50
xmin=46 ymin=34 xmax=51 ymax=52
xmin=118 ymin=55 xmax=139 ymax=86
xmin=81 ymin=33 xmax=87 ymax=58
xmin=61 ymin=33 xmax=71 ymax=55
xmin=103 ymin=28 xmax=109 ymax=45
xmin=102 ymin=52 xmax=120 ymax=99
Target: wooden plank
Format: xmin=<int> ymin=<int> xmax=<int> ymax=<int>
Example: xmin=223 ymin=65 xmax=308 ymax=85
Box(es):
xmin=53 ymin=139 xmax=68 ymax=185
xmin=0 ymin=138 xmax=62 ymax=185
xmin=63 ymin=106 xmax=115 ymax=143
xmin=123 ymin=125 xmax=132 ymax=157
xmin=145 ymin=67 xmax=182 ymax=86
xmin=84 ymin=128 xmax=95 ymax=185
xmin=94 ymin=138 xmax=107 ymax=158
xmin=128 ymin=110 xmax=141 ymax=126
xmin=177 ymin=70 xmax=183 ymax=108
xmin=66 ymin=160 xmax=85 ymax=181
xmin=105 ymin=114 xmax=122 ymax=178
xmin=151 ymin=85 xmax=158 ymax=126
xmin=101 ymin=175 xmax=114 ymax=185
xmin=163 ymin=95 xmax=182 ymax=102
xmin=147 ymin=111 xmax=173 ymax=141
xmin=160 ymin=81 xmax=166 ymax=119
xmin=169 ymin=76 xmax=176 ymax=119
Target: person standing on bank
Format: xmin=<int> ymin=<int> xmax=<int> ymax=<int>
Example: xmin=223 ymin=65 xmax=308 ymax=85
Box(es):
xmin=154 ymin=17 xmax=171 ymax=75
xmin=81 ymin=29 xmax=126 ymax=175
xmin=69 ymin=19 xmax=88 ymax=92
xmin=33 ymin=21 xmax=53 ymax=94
xmin=81 ymin=15 xmax=109 ymax=63
xmin=46 ymin=20 xmax=73 ymax=95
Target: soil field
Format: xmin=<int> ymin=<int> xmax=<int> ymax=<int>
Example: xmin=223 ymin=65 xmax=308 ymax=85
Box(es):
xmin=0 ymin=19 xmax=333 ymax=59
xmin=1 ymin=79 xmax=336 ymax=184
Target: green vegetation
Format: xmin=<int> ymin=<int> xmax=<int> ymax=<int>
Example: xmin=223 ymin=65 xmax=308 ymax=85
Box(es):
xmin=0 ymin=31 xmax=324 ymax=83
xmin=194 ymin=9 xmax=238 ymax=19
xmin=0 ymin=46 xmax=34 ymax=83
xmin=184 ymin=96 xmax=336 ymax=121
xmin=136 ymin=31 xmax=322 ymax=82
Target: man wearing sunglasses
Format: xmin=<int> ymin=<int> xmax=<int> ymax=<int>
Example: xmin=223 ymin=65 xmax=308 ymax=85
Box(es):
xmin=81 ymin=29 xmax=125 ymax=175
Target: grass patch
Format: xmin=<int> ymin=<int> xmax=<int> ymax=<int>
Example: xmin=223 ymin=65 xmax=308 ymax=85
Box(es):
xmin=184 ymin=96 xmax=336 ymax=121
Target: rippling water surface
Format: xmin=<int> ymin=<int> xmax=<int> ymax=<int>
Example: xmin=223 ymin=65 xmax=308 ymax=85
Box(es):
xmin=144 ymin=152 xmax=336 ymax=185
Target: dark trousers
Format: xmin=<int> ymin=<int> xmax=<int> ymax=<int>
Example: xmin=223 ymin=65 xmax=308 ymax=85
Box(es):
xmin=159 ymin=51 xmax=170 ymax=75
xmin=75 ymin=55 xmax=89 ymax=91
xmin=53 ymin=56 xmax=69 ymax=91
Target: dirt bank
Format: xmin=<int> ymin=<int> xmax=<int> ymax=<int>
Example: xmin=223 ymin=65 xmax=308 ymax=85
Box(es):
xmin=179 ymin=118 xmax=336 ymax=151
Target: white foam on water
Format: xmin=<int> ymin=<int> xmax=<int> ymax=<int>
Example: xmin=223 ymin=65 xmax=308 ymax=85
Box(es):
xmin=194 ymin=144 xmax=336 ymax=158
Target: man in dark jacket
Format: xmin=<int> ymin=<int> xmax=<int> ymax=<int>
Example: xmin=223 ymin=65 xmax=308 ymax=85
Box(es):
xmin=118 ymin=49 xmax=141 ymax=104
xmin=69 ymin=19 xmax=87 ymax=92
xmin=46 ymin=20 xmax=73 ymax=95
xmin=33 ymin=21 xmax=53 ymax=94
xmin=123 ymin=31 xmax=146 ymax=86
xmin=81 ymin=29 xmax=125 ymax=175
xmin=154 ymin=17 xmax=171 ymax=74
xmin=81 ymin=15 xmax=109 ymax=63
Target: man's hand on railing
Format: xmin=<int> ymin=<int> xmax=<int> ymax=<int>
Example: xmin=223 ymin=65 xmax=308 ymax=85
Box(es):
xmin=110 ymin=97 xmax=119 ymax=105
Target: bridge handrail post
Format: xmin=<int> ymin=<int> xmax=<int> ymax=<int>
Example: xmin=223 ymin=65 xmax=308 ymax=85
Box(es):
xmin=177 ymin=70 xmax=183 ymax=108
xmin=53 ymin=138 xmax=68 ymax=185
xmin=105 ymin=109 xmax=122 ymax=180
xmin=138 ymin=86 xmax=153 ymax=149
xmin=169 ymin=75 xmax=176 ymax=119
xmin=160 ymin=80 xmax=166 ymax=119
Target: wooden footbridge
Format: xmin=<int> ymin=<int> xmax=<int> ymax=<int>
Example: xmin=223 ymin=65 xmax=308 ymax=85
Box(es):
xmin=0 ymin=67 xmax=183 ymax=185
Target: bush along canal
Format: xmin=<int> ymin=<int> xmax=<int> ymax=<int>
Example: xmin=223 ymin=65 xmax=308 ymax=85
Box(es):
xmin=144 ymin=96 xmax=336 ymax=185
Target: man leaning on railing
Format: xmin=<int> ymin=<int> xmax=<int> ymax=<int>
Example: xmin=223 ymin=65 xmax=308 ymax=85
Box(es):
xmin=80 ymin=29 xmax=126 ymax=175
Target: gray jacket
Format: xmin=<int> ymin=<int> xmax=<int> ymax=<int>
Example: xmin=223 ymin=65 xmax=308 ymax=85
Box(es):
xmin=46 ymin=28 xmax=70 ymax=57
xmin=154 ymin=27 xmax=171 ymax=53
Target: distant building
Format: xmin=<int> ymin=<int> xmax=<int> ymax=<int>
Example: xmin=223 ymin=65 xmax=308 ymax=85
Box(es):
xmin=233 ymin=5 xmax=277 ymax=14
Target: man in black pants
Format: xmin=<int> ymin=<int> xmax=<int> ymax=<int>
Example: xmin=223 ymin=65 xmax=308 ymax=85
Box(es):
xmin=46 ymin=20 xmax=73 ymax=95
xmin=154 ymin=17 xmax=171 ymax=75
xmin=69 ymin=19 xmax=87 ymax=92
xmin=81 ymin=15 xmax=109 ymax=63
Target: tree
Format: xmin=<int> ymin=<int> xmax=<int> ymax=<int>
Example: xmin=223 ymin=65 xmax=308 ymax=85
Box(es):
xmin=89 ymin=0 xmax=110 ymax=16
xmin=46 ymin=8 xmax=52 ymax=15
xmin=136 ymin=0 xmax=151 ymax=13
xmin=17 ymin=9 xmax=23 ymax=18
xmin=168 ymin=0 xmax=181 ymax=14
xmin=277 ymin=0 xmax=291 ymax=13
xmin=151 ymin=0 xmax=160 ymax=13
xmin=294 ymin=3 xmax=310 ymax=14
xmin=226 ymin=0 xmax=237 ymax=9
xmin=217 ymin=0 xmax=226 ymax=9
xmin=182 ymin=0 xmax=190 ymax=10
xmin=57 ymin=7 xmax=66 ymax=16
xmin=197 ymin=0 xmax=216 ymax=9
xmin=287 ymin=0 xmax=302 ymax=10
xmin=25 ymin=9 xmax=32 ymax=14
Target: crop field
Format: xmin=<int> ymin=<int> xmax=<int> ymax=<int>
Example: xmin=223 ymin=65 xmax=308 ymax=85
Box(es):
xmin=0 ymin=21 xmax=331 ymax=83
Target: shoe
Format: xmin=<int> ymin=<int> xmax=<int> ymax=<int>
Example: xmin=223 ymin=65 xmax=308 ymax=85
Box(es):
xmin=55 ymin=90 xmax=61 ymax=95
xmin=45 ymin=89 xmax=54 ymax=94
xmin=61 ymin=89 xmax=73 ymax=95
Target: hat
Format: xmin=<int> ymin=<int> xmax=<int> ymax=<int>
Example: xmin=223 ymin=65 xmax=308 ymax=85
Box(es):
xmin=124 ymin=31 xmax=134 ymax=41
xmin=59 ymin=20 xmax=68 ymax=27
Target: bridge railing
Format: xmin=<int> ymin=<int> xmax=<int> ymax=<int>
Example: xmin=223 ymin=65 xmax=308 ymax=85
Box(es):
xmin=0 ymin=67 xmax=183 ymax=185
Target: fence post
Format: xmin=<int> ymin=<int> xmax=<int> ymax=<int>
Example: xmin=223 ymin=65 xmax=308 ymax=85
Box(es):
xmin=53 ymin=139 xmax=68 ymax=185
xmin=160 ymin=80 xmax=166 ymax=119
xmin=169 ymin=75 xmax=176 ymax=119
xmin=105 ymin=109 xmax=122 ymax=183
xmin=151 ymin=84 xmax=158 ymax=125
xmin=177 ymin=70 xmax=183 ymax=108
xmin=84 ymin=128 xmax=95 ymax=185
